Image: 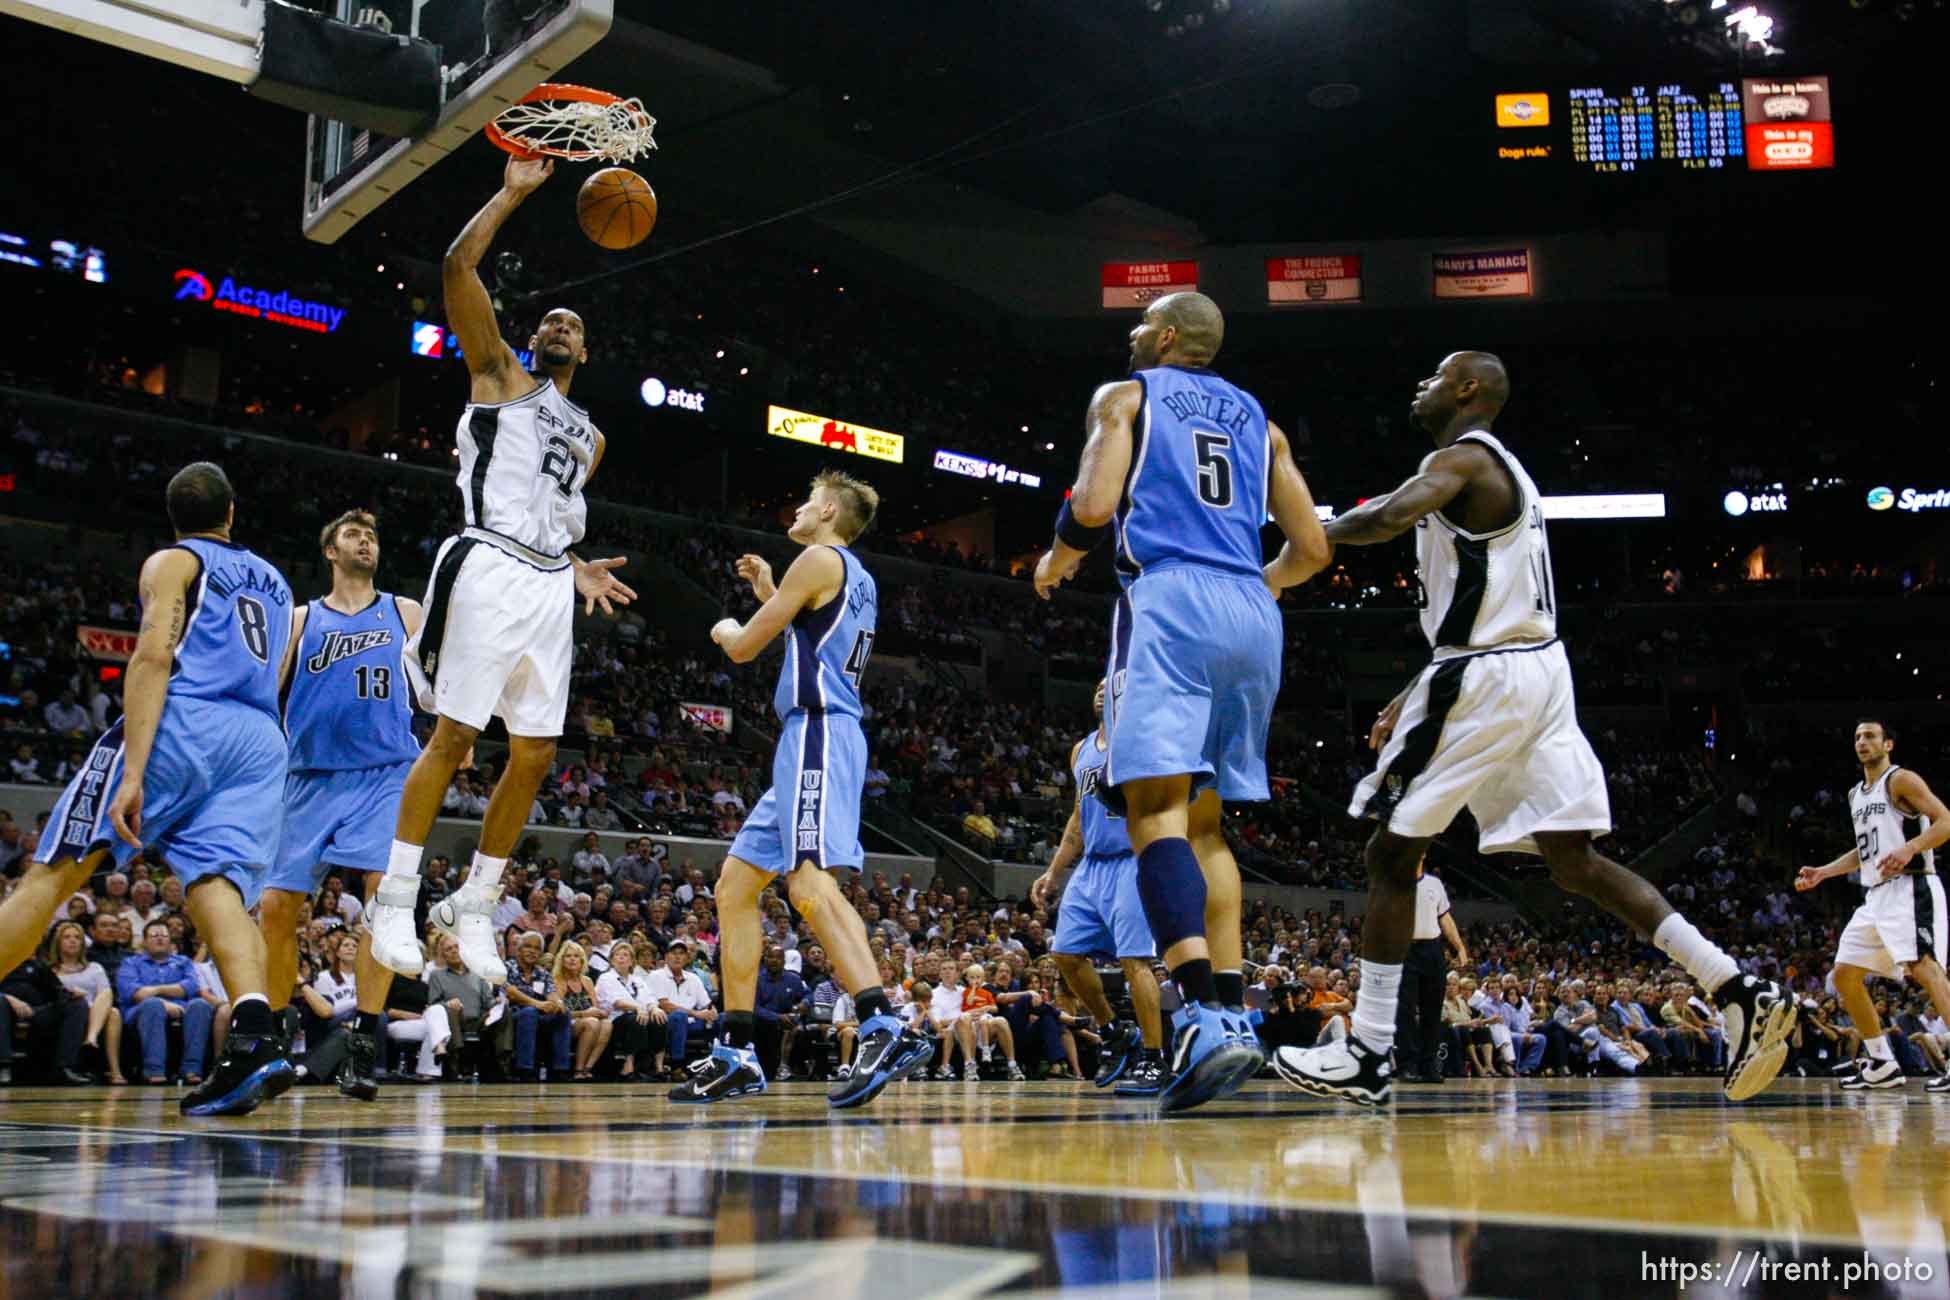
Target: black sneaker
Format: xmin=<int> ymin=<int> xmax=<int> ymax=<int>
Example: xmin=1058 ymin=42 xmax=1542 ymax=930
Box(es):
xmin=1717 ymin=976 xmax=1797 ymax=1102
xmin=1093 ymin=1020 xmax=1140 ymax=1088
xmin=830 ymin=1013 xmax=933 ymax=1109
xmin=180 ymin=1034 xmax=296 ymax=1117
xmin=1113 ymin=1052 xmax=1165 ymax=1097
xmin=1832 ymin=1058 xmax=1862 ymax=1081
xmin=1926 ymin=1073 xmax=1950 ymax=1094
xmin=668 ymin=1045 xmax=766 ymax=1103
xmin=1841 ymin=1058 xmax=1904 ymax=1091
xmin=339 ymin=1031 xmax=380 ymax=1102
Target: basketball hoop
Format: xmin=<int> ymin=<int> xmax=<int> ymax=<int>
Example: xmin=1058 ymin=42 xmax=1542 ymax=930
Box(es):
xmin=485 ymin=83 xmax=657 ymax=164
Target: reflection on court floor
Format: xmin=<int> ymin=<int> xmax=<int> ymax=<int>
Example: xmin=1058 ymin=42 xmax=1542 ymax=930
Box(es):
xmin=2 ymin=1078 xmax=1948 ymax=1296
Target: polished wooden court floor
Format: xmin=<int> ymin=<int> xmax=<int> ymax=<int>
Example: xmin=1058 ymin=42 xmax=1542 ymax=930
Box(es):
xmin=4 ymin=1075 xmax=1950 ymax=1297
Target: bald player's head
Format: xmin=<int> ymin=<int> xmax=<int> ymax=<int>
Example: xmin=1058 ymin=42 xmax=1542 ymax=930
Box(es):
xmin=1411 ymin=351 xmax=1510 ymax=438
xmin=1128 ymin=292 xmax=1225 ymax=370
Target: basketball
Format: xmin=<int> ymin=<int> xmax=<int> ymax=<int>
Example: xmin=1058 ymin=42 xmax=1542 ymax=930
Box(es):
xmin=577 ymin=167 xmax=657 ymax=250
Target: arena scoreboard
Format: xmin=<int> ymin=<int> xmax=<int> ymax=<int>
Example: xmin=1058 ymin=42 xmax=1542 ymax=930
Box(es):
xmin=1493 ymin=76 xmax=1832 ymax=174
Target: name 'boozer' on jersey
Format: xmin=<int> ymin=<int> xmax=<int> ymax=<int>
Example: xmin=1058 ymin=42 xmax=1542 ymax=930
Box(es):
xmin=284 ymin=595 xmax=421 ymax=772
xmin=1114 ymin=365 xmax=1271 ymax=585
xmin=1415 ymin=431 xmax=1557 ymax=656
xmin=772 ymin=545 xmax=877 ymax=721
xmin=455 ymin=380 xmax=595 ymax=561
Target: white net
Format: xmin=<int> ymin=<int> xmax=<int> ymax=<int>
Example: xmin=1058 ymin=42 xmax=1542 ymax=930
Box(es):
xmin=491 ymin=94 xmax=658 ymax=163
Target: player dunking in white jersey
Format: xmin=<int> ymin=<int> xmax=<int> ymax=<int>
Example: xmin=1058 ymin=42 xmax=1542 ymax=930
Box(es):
xmin=1277 ymin=351 xmax=1795 ymax=1106
xmin=364 ymin=153 xmax=636 ymax=986
xmin=1796 ymin=718 xmax=1950 ymax=1091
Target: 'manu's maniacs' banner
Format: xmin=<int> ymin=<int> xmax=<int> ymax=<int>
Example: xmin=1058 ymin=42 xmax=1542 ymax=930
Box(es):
xmin=1432 ymin=249 xmax=1532 ymax=299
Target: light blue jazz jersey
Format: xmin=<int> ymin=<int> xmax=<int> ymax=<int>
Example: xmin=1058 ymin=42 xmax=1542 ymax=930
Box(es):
xmin=44 ymin=538 xmax=292 ymax=905
xmin=1101 ymin=365 xmax=1282 ymax=808
xmin=1052 ymin=731 xmax=1154 ymax=959
xmin=269 ymin=593 xmax=422 ymax=890
xmin=734 ymin=546 xmax=877 ymax=875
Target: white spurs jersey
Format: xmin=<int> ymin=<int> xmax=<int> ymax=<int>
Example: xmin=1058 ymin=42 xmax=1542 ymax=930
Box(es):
xmin=1415 ymin=431 xmax=1556 ymax=656
xmin=453 ymin=379 xmax=595 ymax=560
xmin=1851 ymin=765 xmax=1934 ymax=889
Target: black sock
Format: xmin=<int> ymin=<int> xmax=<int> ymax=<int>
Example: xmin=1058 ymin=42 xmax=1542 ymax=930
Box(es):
xmin=854 ymin=986 xmax=891 ymax=1023
xmin=1216 ymin=970 xmax=1244 ymax=1010
xmin=232 ymin=999 xmax=273 ymax=1038
xmin=724 ymin=1011 xmax=755 ymax=1049
xmin=356 ymin=1010 xmax=382 ymax=1038
xmin=1171 ymin=958 xmax=1217 ymax=1008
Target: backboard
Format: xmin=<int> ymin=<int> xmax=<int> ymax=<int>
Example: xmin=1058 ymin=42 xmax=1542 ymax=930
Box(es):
xmin=301 ymin=0 xmax=613 ymax=245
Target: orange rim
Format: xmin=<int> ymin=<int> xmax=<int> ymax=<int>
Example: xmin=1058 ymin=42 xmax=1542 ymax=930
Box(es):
xmin=484 ymin=83 xmax=650 ymax=161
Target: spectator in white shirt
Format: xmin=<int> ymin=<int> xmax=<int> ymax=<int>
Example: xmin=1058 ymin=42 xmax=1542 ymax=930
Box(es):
xmin=926 ymin=968 xmax=966 ymax=1080
xmin=645 ymin=941 xmax=717 ymax=1075
xmin=571 ymin=832 xmax=611 ymax=883
xmin=595 ymin=941 xmax=665 ymax=1080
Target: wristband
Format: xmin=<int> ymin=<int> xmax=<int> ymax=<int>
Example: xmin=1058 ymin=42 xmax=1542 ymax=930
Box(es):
xmin=1054 ymin=499 xmax=1110 ymax=552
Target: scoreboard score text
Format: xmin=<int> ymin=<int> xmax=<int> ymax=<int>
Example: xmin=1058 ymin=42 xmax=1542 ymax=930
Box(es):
xmin=1493 ymin=76 xmax=1832 ymax=175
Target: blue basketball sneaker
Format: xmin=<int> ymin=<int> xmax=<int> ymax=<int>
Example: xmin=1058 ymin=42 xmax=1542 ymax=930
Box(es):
xmin=830 ymin=1013 xmax=934 ymax=1109
xmin=1159 ymin=1003 xmax=1261 ymax=1114
xmin=1220 ymin=1008 xmax=1266 ymax=1081
xmin=180 ymin=1034 xmax=296 ymax=1117
xmin=669 ymin=1044 xmax=767 ymax=1103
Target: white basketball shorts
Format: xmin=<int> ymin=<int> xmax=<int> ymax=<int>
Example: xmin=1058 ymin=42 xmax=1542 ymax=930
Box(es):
xmin=1349 ymin=639 xmax=1612 ymax=856
xmin=1836 ymin=874 xmax=1948 ymax=979
xmin=404 ymin=533 xmax=575 ymax=738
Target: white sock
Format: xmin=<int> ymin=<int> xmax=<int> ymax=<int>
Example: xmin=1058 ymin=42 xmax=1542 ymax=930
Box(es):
xmin=1350 ymin=960 xmax=1402 ymax=1053
xmin=1651 ymin=914 xmax=1740 ymax=994
xmin=386 ymin=839 xmax=424 ymax=880
xmin=1866 ymin=1035 xmax=1895 ymax=1063
xmin=467 ymin=853 xmax=508 ymax=892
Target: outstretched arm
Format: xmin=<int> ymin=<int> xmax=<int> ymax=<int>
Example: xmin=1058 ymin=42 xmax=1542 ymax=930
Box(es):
xmin=711 ymin=547 xmax=845 ymax=664
xmin=1033 ymin=381 xmax=1140 ymax=600
xmin=1323 ymin=443 xmax=1485 ymax=546
xmin=1796 ymin=848 xmax=1862 ymax=891
xmin=1262 ymin=420 xmax=1332 ymax=590
xmin=445 ymin=154 xmax=553 ymax=397
xmin=1878 ymin=771 xmax=1950 ymax=878
xmin=1030 ymin=742 xmax=1088 ymax=909
xmin=108 ymin=548 xmax=199 ymax=847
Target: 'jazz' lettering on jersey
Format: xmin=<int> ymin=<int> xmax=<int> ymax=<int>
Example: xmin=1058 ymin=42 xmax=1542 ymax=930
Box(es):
xmin=305 ymin=628 xmax=395 ymax=674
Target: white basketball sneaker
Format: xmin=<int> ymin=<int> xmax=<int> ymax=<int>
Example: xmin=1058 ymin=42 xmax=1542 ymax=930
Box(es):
xmin=430 ymin=880 xmax=508 ymax=985
xmin=365 ymin=875 xmax=425 ymax=977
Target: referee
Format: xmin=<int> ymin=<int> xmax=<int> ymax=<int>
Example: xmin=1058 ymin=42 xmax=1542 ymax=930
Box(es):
xmin=1397 ymin=859 xmax=1467 ymax=1083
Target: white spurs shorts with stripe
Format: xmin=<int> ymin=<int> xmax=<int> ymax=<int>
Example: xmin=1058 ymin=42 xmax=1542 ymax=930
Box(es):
xmin=1349 ymin=638 xmax=1611 ymax=856
xmin=403 ymin=531 xmax=576 ymax=738
xmin=1837 ymin=873 xmax=1947 ymax=979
